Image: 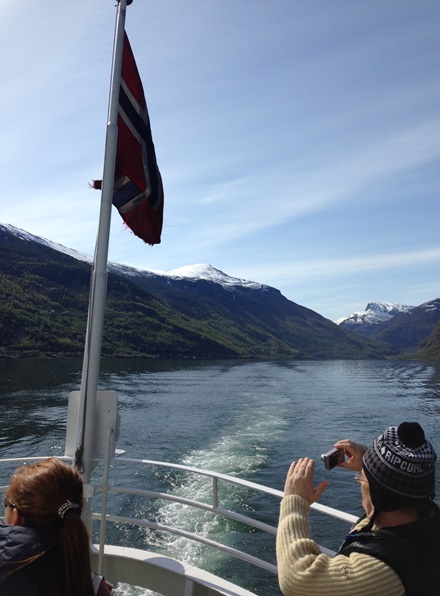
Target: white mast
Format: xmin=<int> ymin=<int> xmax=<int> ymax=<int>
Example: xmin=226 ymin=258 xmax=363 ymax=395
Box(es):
xmin=74 ymin=0 xmax=129 ymax=485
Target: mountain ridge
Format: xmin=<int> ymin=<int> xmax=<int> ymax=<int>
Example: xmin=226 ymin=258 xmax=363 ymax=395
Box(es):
xmin=336 ymin=302 xmax=415 ymax=337
xmin=337 ymin=300 xmax=440 ymax=358
xmin=0 ymin=224 xmax=264 ymax=292
xmin=0 ymin=222 xmax=393 ymax=360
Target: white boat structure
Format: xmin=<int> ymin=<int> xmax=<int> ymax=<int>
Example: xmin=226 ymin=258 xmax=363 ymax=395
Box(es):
xmin=0 ymin=1 xmax=358 ymax=594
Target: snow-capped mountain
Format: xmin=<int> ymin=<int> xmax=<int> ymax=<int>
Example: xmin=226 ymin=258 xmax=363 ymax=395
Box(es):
xmin=160 ymin=264 xmax=264 ymax=290
xmin=2 ymin=221 xmax=391 ymax=360
xmin=418 ymin=299 xmax=440 ymax=314
xmin=336 ymin=302 xmax=414 ymax=327
xmin=0 ymin=224 xmax=440 ymax=355
xmin=0 ymin=222 xmax=92 ymax=265
xmin=108 ymin=262 xmax=266 ymax=292
xmin=2 ymin=221 xmax=439 ymax=359
xmin=1 ymin=223 xmax=263 ymax=292
xmin=336 ymin=299 xmax=440 ymax=353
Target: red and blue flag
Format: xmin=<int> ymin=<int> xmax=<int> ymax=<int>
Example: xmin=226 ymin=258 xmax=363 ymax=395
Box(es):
xmin=94 ymin=32 xmax=163 ymax=245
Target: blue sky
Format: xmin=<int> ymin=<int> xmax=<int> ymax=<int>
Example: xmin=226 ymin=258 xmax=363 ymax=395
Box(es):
xmin=1 ymin=1 xmax=439 ymax=321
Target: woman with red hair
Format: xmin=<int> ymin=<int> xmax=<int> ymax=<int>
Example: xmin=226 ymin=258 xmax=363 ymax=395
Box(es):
xmin=0 ymin=457 xmax=111 ymax=595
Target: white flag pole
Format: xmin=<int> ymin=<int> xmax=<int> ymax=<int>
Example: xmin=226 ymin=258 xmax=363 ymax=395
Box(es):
xmin=74 ymin=0 xmax=128 ymax=485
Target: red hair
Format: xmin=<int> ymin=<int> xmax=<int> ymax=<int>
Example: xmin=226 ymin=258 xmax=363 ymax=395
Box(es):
xmin=6 ymin=458 xmax=94 ymax=596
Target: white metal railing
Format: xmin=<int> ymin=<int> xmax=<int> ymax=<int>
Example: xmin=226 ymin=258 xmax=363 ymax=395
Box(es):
xmin=0 ymin=456 xmax=71 ymax=494
xmin=114 ymin=457 xmax=359 ymax=524
xmin=0 ymin=455 xmax=358 ymax=575
xmin=90 ymin=457 xmax=358 ymax=571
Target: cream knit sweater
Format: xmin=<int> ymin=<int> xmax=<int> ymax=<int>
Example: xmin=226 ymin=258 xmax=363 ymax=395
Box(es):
xmin=276 ymin=495 xmax=405 ymax=595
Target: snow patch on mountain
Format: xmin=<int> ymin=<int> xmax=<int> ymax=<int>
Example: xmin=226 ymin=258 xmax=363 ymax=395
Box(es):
xmin=419 ymin=299 xmax=440 ymax=313
xmin=163 ymin=264 xmax=264 ymax=290
xmin=336 ymin=301 xmax=414 ymax=326
xmin=1 ymin=223 xmax=264 ymax=291
xmin=1 ymin=223 xmax=92 ymax=264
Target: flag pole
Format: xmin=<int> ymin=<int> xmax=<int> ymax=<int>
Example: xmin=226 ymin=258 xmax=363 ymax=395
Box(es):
xmin=74 ymin=0 xmax=128 ymax=485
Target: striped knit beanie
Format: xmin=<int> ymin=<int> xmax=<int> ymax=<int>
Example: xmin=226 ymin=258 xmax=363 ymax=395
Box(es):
xmin=362 ymin=422 xmax=437 ymax=512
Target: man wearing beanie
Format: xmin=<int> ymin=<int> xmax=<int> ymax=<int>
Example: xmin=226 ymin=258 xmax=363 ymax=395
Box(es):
xmin=276 ymin=422 xmax=440 ymax=595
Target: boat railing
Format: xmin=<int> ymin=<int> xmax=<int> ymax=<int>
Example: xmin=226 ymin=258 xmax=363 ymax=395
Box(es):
xmin=97 ymin=457 xmax=357 ymax=562
xmin=0 ymin=455 xmax=358 ymax=587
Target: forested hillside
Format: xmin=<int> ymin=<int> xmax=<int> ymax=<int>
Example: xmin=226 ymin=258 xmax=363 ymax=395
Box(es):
xmin=0 ymin=225 xmax=396 ymax=360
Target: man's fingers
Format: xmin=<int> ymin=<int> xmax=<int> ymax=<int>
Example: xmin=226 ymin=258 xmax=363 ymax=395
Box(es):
xmin=314 ymin=480 xmax=329 ymax=500
xmin=296 ymin=457 xmax=311 ymax=473
xmin=288 ymin=461 xmax=297 ymax=474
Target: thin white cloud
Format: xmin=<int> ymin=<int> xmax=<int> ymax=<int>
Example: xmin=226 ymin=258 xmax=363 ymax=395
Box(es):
xmin=161 ymin=115 xmax=440 ymax=252
xmin=241 ymin=247 xmax=440 ymax=283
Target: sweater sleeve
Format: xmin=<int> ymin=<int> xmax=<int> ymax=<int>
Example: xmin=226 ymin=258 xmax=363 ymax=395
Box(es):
xmin=276 ymin=495 xmax=405 ymax=596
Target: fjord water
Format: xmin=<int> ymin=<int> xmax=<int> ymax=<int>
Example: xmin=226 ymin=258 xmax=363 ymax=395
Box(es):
xmin=1 ymin=358 xmax=440 ymax=595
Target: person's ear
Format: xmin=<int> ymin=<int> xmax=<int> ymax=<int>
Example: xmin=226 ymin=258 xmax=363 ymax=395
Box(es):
xmin=11 ymin=508 xmax=25 ymax=526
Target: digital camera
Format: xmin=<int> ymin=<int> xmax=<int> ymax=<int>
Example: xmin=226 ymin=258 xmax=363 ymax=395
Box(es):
xmin=321 ymin=447 xmax=345 ymax=470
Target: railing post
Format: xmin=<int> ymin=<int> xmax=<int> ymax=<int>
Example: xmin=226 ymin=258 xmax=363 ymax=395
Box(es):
xmin=212 ymin=476 xmax=219 ymax=509
xmin=98 ymin=427 xmax=114 ymax=574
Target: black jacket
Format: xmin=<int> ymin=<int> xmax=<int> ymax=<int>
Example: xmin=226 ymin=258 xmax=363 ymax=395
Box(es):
xmin=0 ymin=523 xmax=59 ymax=595
xmin=339 ymin=504 xmax=440 ymax=596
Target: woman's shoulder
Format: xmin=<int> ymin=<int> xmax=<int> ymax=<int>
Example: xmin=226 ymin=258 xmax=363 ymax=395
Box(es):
xmin=0 ymin=524 xmax=58 ymax=564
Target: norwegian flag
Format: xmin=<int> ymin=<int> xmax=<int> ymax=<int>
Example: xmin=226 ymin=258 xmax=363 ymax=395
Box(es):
xmin=93 ymin=33 xmax=163 ymax=245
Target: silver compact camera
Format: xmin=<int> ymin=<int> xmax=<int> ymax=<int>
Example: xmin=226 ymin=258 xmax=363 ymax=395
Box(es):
xmin=321 ymin=447 xmax=345 ymax=470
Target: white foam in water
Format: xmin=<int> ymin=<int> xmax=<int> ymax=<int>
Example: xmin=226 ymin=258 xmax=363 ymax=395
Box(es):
xmin=111 ymin=381 xmax=290 ymax=595
xmin=113 ymin=406 xmax=286 ymax=595
xmin=141 ymin=392 xmax=289 ymax=570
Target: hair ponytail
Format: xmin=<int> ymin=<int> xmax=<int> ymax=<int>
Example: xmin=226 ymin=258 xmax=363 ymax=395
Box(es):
xmin=6 ymin=458 xmax=95 ymax=596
